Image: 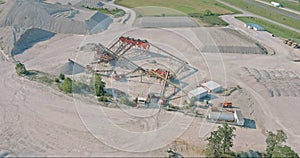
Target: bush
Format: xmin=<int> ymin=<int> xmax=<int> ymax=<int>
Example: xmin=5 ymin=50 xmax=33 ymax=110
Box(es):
xmin=98 ymin=96 xmax=110 ymax=102
xmin=90 ymin=73 xmax=106 ymax=96
xmin=55 ymin=78 xmax=60 ymax=83
xmin=59 ymin=73 xmax=65 ymax=80
xmin=60 ymin=77 xmax=73 ymax=93
xmin=15 ymin=62 xmax=28 ymax=75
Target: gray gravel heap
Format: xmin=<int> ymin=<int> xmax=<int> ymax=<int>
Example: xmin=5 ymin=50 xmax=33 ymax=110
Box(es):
xmin=0 ymin=0 xmax=112 ymax=56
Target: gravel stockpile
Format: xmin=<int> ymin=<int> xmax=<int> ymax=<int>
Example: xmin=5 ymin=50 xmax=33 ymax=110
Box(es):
xmin=193 ymin=28 xmax=266 ymax=54
xmin=86 ymin=12 xmax=113 ymax=34
xmin=0 ymin=0 xmax=112 ymax=56
xmin=12 ymin=28 xmax=56 ymax=55
xmin=58 ymin=60 xmax=85 ymax=75
xmin=74 ymin=0 xmax=104 ymax=8
xmin=242 ymin=67 xmax=300 ymax=97
xmin=134 ymin=16 xmax=199 ymax=28
xmin=201 ymin=45 xmax=265 ymax=54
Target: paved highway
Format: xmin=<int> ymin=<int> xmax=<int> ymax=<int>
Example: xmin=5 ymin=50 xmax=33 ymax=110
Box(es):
xmin=255 ymin=0 xmax=300 ymax=16
xmin=245 ymin=0 xmax=300 ymax=21
xmin=217 ymin=0 xmax=300 ymax=33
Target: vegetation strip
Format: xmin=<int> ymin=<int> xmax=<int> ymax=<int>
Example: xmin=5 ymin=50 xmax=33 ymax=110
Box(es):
xmin=236 ymin=16 xmax=300 ymax=43
xmin=15 ymin=62 xmax=112 ymax=103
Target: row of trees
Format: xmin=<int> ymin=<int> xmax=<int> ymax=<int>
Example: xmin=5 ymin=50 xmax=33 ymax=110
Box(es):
xmin=58 ymin=73 xmax=106 ymax=97
xmin=205 ymin=123 xmax=299 ymax=157
xmin=16 ymin=62 xmax=108 ymax=100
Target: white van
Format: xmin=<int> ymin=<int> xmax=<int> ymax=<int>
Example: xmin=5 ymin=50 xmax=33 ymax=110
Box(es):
xmin=137 ymin=97 xmax=147 ymax=105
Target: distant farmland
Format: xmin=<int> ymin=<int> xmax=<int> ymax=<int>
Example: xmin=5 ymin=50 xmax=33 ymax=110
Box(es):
xmin=115 ymin=0 xmax=241 ymax=26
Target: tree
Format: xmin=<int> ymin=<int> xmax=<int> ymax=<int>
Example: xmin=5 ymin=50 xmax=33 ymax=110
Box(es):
xmin=266 ymin=130 xmax=287 ymax=158
xmin=61 ymin=77 xmax=73 ymax=93
xmin=266 ymin=130 xmax=298 ymax=158
xmin=218 ymin=123 xmax=236 ymax=154
xmin=205 ymin=123 xmax=236 ymax=157
xmin=272 ymin=145 xmax=299 ymax=158
xmin=15 ymin=62 xmax=28 ymax=75
xmin=90 ymin=73 xmax=106 ymax=96
xmin=205 ymin=131 xmax=222 ymax=157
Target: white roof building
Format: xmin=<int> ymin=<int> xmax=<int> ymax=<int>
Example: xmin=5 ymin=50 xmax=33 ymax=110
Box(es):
xmin=208 ymin=111 xmax=235 ymax=121
xmin=188 ymin=87 xmax=208 ymax=100
xmin=234 ymin=110 xmax=245 ymax=126
xmin=201 ymin=81 xmax=223 ymax=93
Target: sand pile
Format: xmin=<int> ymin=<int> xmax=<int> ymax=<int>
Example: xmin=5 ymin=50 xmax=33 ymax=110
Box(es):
xmin=0 ymin=0 xmax=112 ymax=56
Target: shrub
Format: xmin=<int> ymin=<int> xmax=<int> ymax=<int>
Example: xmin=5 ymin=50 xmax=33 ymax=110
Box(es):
xmin=60 ymin=77 xmax=73 ymax=93
xmin=59 ymin=73 xmax=65 ymax=80
xmin=15 ymin=62 xmax=28 ymax=75
xmin=98 ymin=96 xmax=110 ymax=102
xmin=90 ymin=73 xmax=106 ymax=96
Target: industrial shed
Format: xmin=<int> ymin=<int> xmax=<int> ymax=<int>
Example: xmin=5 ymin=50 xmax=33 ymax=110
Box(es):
xmin=188 ymin=87 xmax=208 ymax=101
xmin=207 ymin=111 xmax=235 ymax=121
xmin=201 ymin=81 xmax=223 ymax=93
xmin=244 ymin=23 xmax=265 ymax=31
xmin=234 ymin=110 xmax=245 ymax=126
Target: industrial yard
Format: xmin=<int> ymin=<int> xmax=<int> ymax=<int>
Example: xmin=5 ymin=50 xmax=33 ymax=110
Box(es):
xmin=0 ymin=0 xmax=300 ymax=157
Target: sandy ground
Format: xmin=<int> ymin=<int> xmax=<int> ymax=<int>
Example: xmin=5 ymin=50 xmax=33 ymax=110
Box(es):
xmin=1 ymin=0 xmax=300 ymax=157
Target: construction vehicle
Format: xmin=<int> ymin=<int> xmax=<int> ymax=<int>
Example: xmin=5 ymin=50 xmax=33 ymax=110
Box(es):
xmin=220 ymin=102 xmax=233 ymax=108
xmin=283 ymin=39 xmax=299 ymax=48
xmin=292 ymin=42 xmax=299 ymax=48
xmin=288 ymin=40 xmax=293 ymax=46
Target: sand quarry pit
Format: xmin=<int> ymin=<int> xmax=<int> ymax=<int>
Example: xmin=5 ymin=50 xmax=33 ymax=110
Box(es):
xmin=1 ymin=0 xmax=300 ymax=156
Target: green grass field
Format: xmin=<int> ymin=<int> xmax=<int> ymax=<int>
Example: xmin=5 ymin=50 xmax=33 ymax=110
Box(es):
xmin=115 ymin=0 xmax=241 ymax=15
xmin=223 ymin=0 xmax=300 ymax=30
xmin=261 ymin=0 xmax=300 ymax=12
xmin=115 ymin=0 xmax=241 ymax=26
xmin=236 ymin=17 xmax=300 ymax=43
